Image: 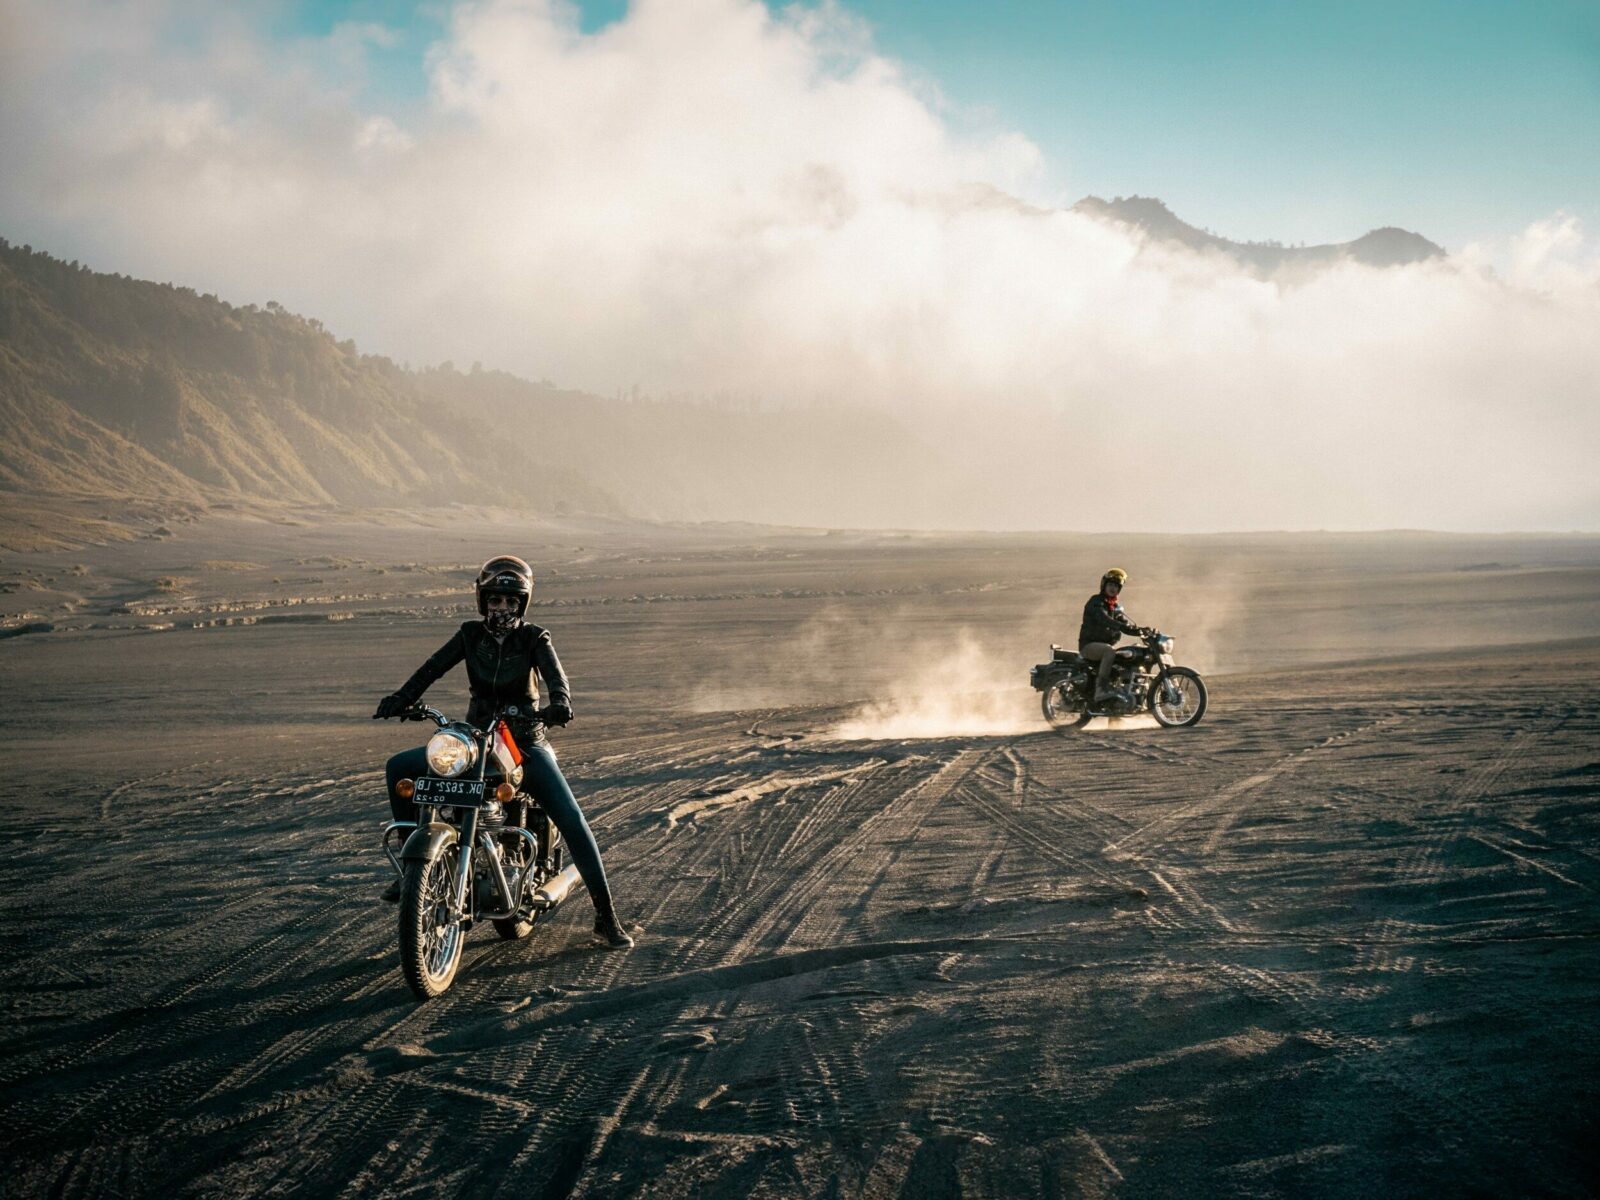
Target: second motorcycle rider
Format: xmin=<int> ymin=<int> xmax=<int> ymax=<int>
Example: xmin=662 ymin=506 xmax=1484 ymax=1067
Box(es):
xmin=373 ymin=555 xmax=634 ymax=948
xmin=1079 ymin=567 xmax=1149 ymax=707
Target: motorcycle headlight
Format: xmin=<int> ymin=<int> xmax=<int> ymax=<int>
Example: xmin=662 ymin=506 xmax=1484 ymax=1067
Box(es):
xmin=425 ymin=729 xmax=479 ymax=777
xmin=1157 ymin=635 xmax=1174 ymax=652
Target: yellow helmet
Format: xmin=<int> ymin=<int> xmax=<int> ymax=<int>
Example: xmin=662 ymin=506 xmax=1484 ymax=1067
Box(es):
xmin=1101 ymin=567 xmax=1127 ymax=588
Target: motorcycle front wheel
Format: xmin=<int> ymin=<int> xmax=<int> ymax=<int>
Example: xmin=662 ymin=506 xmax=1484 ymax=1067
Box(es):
xmin=399 ymin=842 xmax=466 ymax=999
xmin=1151 ymin=667 xmax=1207 ymax=728
xmin=1041 ymin=681 xmax=1092 ymax=729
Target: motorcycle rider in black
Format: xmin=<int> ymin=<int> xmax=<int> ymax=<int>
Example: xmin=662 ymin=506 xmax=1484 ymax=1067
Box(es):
xmin=373 ymin=555 xmax=633 ymax=949
xmin=1078 ymin=567 xmax=1148 ymax=705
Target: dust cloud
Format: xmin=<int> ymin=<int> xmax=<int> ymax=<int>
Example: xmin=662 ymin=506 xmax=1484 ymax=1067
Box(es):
xmin=826 ymin=632 xmax=1038 ymax=740
xmin=1116 ymin=569 xmax=1245 ymax=677
xmin=685 ymin=606 xmax=1043 ymax=736
xmin=1085 ymin=714 xmax=1160 ymax=732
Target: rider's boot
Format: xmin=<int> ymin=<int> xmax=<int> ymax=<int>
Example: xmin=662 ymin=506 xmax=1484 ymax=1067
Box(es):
xmin=1094 ymin=685 xmax=1129 ymax=710
xmin=593 ymin=900 xmax=635 ymax=949
xmin=381 ymin=876 xmax=402 ymax=903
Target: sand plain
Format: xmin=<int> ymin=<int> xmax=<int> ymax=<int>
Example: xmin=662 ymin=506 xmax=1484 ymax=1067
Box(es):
xmin=1 ymin=507 xmax=1598 ymax=1197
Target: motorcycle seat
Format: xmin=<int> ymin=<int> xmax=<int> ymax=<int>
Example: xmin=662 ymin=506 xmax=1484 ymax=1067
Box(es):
xmin=1052 ymin=647 xmax=1086 ymax=665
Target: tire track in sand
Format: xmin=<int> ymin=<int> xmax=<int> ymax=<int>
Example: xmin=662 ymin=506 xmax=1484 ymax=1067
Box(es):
xmin=708 ymin=748 xmax=992 ymax=963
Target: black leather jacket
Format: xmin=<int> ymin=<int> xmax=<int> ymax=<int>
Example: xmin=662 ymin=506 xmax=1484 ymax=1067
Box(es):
xmin=395 ymin=620 xmax=570 ymax=742
xmin=1078 ymin=593 xmax=1140 ymax=652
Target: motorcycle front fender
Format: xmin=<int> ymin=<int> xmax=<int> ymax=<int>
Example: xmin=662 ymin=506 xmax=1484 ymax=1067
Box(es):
xmin=400 ymin=823 xmax=459 ymax=863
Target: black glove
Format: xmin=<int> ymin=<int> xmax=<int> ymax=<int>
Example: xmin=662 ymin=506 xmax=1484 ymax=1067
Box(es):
xmin=540 ymin=702 xmax=573 ymax=727
xmin=373 ymin=693 xmax=408 ymax=720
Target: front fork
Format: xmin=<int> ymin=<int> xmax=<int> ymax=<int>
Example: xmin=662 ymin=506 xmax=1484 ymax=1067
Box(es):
xmin=1153 ymin=659 xmax=1179 ymax=707
xmin=383 ymin=807 xmax=544 ymax=921
xmin=450 ymin=807 xmax=479 ymax=920
xmin=381 ymin=804 xmax=477 ymax=922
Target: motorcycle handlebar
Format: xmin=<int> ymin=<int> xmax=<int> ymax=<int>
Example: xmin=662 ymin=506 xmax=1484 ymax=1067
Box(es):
xmin=393 ymin=703 xmax=561 ymax=730
xmin=398 ymin=704 xmax=448 ymax=727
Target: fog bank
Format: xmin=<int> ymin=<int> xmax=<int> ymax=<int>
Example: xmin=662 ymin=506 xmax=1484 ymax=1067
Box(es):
xmin=2 ymin=0 xmax=1596 ymax=530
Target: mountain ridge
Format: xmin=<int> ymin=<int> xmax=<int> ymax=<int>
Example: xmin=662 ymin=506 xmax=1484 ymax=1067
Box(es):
xmin=1071 ymin=195 xmax=1446 ymax=273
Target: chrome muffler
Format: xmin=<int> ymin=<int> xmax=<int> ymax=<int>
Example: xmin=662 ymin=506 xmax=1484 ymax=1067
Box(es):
xmin=530 ymin=864 xmax=582 ymax=911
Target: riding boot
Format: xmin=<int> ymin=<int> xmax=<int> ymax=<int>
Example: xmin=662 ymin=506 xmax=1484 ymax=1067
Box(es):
xmin=381 ymin=876 xmax=402 ymax=903
xmin=1094 ymin=685 xmax=1130 ymax=709
xmin=593 ymin=899 xmax=635 ymax=949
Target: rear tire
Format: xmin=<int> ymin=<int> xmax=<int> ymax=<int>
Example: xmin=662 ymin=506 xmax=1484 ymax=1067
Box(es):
xmin=1151 ymin=667 xmax=1207 ymax=728
xmin=493 ymin=835 xmax=562 ymax=940
xmin=399 ymin=843 xmax=465 ymax=999
xmin=1041 ymin=681 xmax=1092 ymax=729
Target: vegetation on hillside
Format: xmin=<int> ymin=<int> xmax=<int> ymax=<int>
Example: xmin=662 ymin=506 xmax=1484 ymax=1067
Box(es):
xmin=0 ymin=239 xmax=970 ymax=526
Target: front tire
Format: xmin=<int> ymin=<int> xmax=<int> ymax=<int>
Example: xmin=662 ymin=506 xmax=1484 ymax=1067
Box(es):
xmin=1151 ymin=667 xmax=1207 ymax=728
xmin=1041 ymin=681 xmax=1092 ymax=729
xmin=399 ymin=843 xmax=466 ymax=999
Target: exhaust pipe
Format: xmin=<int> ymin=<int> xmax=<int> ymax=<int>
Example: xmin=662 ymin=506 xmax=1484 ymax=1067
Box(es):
xmin=531 ymin=864 xmax=583 ymax=911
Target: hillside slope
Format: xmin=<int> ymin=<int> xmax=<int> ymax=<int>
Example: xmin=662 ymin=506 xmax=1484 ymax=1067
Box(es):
xmin=0 ymin=241 xmax=475 ymax=506
xmin=0 ymin=240 xmax=971 ymax=528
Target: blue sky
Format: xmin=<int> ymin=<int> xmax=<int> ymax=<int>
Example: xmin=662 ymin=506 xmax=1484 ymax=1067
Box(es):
xmin=279 ymin=0 xmax=1600 ymax=251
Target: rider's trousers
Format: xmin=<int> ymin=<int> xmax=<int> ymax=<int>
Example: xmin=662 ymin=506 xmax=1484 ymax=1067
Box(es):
xmin=1080 ymin=642 xmax=1127 ymax=696
xmin=386 ymin=744 xmax=615 ymax=914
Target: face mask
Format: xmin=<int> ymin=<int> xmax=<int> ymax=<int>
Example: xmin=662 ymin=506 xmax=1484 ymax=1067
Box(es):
xmin=484 ymin=596 xmax=522 ymax=633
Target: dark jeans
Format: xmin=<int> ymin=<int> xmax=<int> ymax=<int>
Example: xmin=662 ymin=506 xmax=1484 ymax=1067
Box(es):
xmin=386 ymin=743 xmax=614 ymax=914
xmin=1080 ymin=641 xmax=1131 ymax=697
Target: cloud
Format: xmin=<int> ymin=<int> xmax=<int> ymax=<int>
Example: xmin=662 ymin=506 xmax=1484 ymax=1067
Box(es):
xmin=2 ymin=0 xmax=1596 ymax=529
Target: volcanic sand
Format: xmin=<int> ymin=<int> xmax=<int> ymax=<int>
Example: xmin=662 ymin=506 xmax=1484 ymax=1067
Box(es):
xmin=1 ymin=509 xmax=1598 ymax=1197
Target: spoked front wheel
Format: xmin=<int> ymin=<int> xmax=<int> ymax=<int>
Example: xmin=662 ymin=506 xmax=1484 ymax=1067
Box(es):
xmin=1151 ymin=667 xmax=1208 ymax=728
xmin=1041 ymin=681 xmax=1092 ymax=729
xmin=399 ymin=843 xmax=466 ymax=999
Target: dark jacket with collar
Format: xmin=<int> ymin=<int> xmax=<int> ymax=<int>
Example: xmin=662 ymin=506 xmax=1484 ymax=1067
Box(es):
xmin=1078 ymin=593 xmax=1140 ymax=652
xmin=395 ymin=620 xmax=570 ymax=739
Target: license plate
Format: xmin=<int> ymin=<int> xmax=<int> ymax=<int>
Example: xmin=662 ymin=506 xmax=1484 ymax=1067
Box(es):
xmin=414 ymin=776 xmax=487 ymax=806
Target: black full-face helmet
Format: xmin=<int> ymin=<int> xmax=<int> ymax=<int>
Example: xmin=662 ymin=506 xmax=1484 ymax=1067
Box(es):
xmin=476 ymin=554 xmax=533 ymax=630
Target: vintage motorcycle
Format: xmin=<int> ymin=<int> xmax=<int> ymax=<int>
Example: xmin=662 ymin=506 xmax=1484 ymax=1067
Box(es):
xmin=1029 ymin=630 xmax=1208 ymax=729
xmin=381 ymin=703 xmax=582 ymax=999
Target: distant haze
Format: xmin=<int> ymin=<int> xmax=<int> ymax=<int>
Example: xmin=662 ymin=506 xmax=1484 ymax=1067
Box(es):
xmin=2 ymin=0 xmax=1597 ymax=530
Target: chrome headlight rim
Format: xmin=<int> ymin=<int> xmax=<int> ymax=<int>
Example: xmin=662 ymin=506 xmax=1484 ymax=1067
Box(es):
xmin=425 ymin=728 xmax=479 ymax=778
